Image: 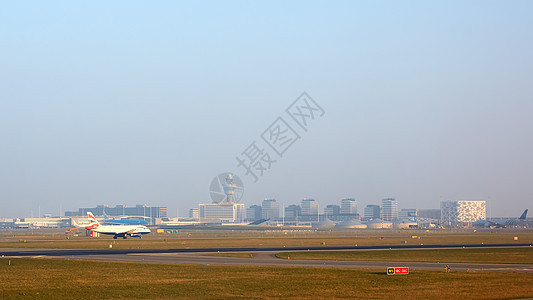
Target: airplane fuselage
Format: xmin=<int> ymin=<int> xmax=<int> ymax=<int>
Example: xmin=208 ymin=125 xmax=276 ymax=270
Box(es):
xmin=86 ymin=224 xmax=151 ymax=239
xmin=102 ymin=219 xmax=149 ymax=226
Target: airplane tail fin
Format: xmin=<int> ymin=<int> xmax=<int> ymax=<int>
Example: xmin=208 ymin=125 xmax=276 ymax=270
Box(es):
xmin=519 ymin=209 xmax=528 ymax=220
xmin=87 ymin=212 xmax=100 ymax=225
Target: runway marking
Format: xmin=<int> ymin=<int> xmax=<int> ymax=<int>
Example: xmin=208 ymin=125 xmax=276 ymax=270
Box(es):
xmin=3 ymin=243 xmax=533 ymax=273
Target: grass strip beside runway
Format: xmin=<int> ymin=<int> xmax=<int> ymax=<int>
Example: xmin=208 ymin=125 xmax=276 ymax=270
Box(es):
xmin=276 ymin=247 xmax=533 ymax=264
xmin=1 ymin=258 xmax=532 ymax=299
xmin=1 ymin=230 xmax=531 ymax=249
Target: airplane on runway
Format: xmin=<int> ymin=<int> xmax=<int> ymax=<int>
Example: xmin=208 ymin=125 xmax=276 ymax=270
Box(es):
xmin=85 ymin=212 xmax=151 ymax=239
xmin=474 ymin=209 xmax=528 ymax=228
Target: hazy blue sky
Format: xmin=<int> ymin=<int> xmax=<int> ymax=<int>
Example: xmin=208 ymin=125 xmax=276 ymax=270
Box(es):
xmin=1 ymin=1 xmax=532 ymax=218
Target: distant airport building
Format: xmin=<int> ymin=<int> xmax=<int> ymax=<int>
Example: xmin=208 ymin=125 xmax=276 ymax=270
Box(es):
xmin=418 ymin=209 xmax=441 ymax=220
xmin=199 ymin=202 xmax=245 ymax=223
xmin=301 ymin=198 xmax=319 ymax=221
xmin=398 ymin=209 xmax=418 ymax=220
xmin=198 ymin=172 xmax=245 ymax=223
xmin=341 ymin=198 xmax=357 ymax=215
xmin=65 ymin=204 xmax=167 ymax=224
xmin=366 ymin=218 xmax=393 ymax=229
xmin=392 ymin=219 xmax=418 ymax=229
xmin=381 ymin=198 xmax=398 ymax=221
xmin=0 ymin=219 xmax=14 ymax=228
xmin=189 ymin=208 xmax=199 ymax=219
xmin=335 ymin=219 xmax=367 ymax=229
xmin=441 ymin=200 xmax=486 ymax=227
xmin=364 ymin=205 xmax=380 ymax=220
xmin=261 ymin=199 xmax=279 ymax=220
xmin=13 ymin=217 xmax=71 ymax=228
xmin=325 ymin=205 xmax=340 ymax=218
xmin=246 ymin=205 xmax=262 ymax=222
xmin=284 ymin=205 xmax=301 ymax=221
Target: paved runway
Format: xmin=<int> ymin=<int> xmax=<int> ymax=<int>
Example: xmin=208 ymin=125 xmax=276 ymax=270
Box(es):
xmin=2 ymin=243 xmax=532 ymax=273
xmin=62 ymin=251 xmax=533 ymax=273
xmin=2 ymin=242 xmax=532 ymax=257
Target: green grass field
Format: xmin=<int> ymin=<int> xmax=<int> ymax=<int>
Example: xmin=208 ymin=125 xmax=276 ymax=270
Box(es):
xmin=0 ymin=258 xmax=532 ymax=299
xmin=276 ymin=247 xmax=533 ymax=264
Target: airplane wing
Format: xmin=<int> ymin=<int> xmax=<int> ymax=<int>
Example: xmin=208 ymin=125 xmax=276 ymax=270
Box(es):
xmin=114 ymin=226 xmax=146 ymax=234
xmin=100 ymin=227 xmax=134 ymax=235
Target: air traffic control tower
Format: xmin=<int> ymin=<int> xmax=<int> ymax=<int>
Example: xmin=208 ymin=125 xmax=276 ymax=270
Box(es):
xmin=199 ymin=173 xmax=245 ymax=223
xmin=222 ymin=173 xmax=237 ymax=203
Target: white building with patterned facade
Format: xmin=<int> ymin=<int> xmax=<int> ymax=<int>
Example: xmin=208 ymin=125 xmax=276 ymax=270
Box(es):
xmin=441 ymin=200 xmax=486 ymax=226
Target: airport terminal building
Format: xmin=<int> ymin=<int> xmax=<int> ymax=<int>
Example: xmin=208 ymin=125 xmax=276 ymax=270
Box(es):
xmin=65 ymin=204 xmax=167 ymax=225
xmin=199 ymin=202 xmax=245 ymax=223
xmin=65 ymin=204 xmax=167 ymax=218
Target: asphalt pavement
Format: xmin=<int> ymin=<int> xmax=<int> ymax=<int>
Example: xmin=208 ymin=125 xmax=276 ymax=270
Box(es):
xmin=1 ymin=243 xmax=532 ymax=273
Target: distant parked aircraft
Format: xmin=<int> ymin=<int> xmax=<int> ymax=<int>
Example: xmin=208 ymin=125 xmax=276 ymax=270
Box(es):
xmin=474 ymin=209 xmax=528 ymax=228
xmin=85 ymin=212 xmax=151 ymax=239
xmin=102 ymin=211 xmax=149 ymax=226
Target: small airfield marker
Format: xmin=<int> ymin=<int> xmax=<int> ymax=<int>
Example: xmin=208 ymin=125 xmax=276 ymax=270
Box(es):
xmin=387 ymin=267 xmax=409 ymax=275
